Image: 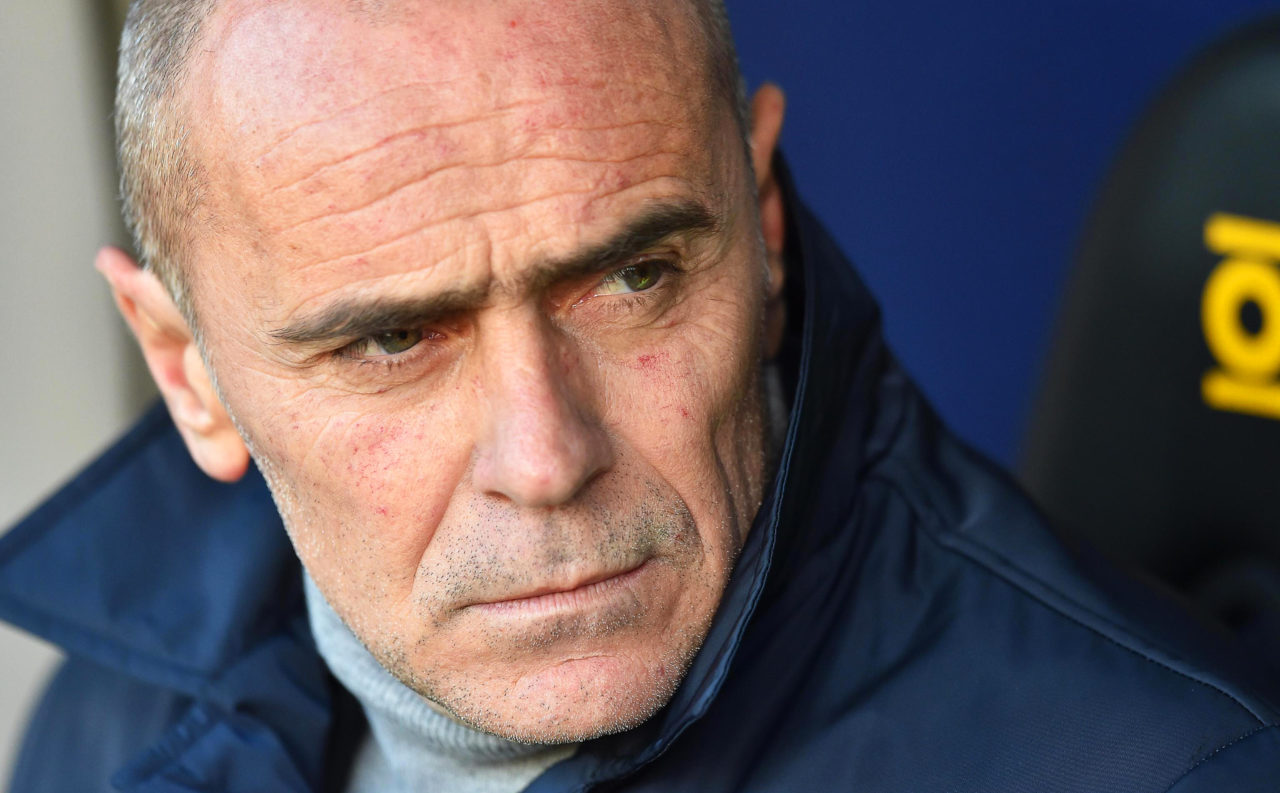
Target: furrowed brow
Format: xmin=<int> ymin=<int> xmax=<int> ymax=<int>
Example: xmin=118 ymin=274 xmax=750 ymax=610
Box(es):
xmin=267 ymin=198 xmax=720 ymax=346
xmin=269 ymin=287 xmax=487 ymax=345
xmin=518 ymin=198 xmax=722 ymax=295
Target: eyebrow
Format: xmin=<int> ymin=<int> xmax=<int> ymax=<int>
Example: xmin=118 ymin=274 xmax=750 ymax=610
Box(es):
xmin=267 ymin=198 xmax=721 ymax=346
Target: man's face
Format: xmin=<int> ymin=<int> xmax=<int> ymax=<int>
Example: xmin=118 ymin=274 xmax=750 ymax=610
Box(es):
xmin=184 ymin=0 xmax=772 ymax=741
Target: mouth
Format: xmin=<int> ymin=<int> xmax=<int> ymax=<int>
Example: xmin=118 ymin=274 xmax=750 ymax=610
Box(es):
xmin=467 ymin=560 xmax=652 ymax=617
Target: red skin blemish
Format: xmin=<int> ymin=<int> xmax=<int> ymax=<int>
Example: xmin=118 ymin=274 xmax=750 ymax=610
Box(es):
xmin=679 ymin=406 xmax=690 ymax=419
xmin=634 ymin=351 xmax=669 ymax=372
xmin=629 ymin=350 xmax=670 ymax=376
xmin=509 ymin=19 xmax=519 ymax=28
xmin=375 ymin=506 xmax=388 ymax=516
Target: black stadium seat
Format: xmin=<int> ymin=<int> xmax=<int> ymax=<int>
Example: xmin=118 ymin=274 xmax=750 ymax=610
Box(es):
xmin=1019 ymin=18 xmax=1280 ymax=665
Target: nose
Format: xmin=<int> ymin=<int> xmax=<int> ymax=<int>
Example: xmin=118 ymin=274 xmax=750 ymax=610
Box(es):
xmin=471 ymin=314 xmax=613 ymax=508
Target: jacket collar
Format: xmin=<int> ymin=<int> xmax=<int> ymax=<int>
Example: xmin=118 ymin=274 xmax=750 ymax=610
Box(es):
xmin=0 ymin=156 xmax=886 ymax=791
xmin=0 ymin=403 xmax=303 ymax=693
xmin=0 ymin=403 xmax=335 ymax=790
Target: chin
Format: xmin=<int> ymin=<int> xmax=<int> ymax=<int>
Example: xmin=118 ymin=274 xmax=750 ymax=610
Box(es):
xmin=403 ymin=642 xmax=703 ymax=745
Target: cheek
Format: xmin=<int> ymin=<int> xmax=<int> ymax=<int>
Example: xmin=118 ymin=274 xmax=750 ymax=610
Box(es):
xmin=620 ymin=350 xmax=698 ymax=425
xmin=613 ymin=300 xmax=760 ymax=435
xmin=604 ymin=294 xmax=764 ymax=517
xmin=228 ymin=374 xmax=473 ymax=582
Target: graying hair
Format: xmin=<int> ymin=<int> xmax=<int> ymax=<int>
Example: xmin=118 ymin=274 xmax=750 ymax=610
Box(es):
xmin=115 ymin=0 xmax=748 ymax=325
xmin=690 ymin=0 xmax=751 ymax=139
xmin=116 ymin=0 xmax=218 ymax=327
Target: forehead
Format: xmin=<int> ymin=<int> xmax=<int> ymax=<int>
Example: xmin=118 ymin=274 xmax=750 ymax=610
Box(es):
xmin=183 ymin=0 xmax=732 ymax=317
xmin=201 ymin=0 xmax=711 ymax=126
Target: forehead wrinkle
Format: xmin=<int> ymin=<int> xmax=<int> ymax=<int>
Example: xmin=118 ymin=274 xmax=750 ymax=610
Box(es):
xmin=258 ymin=88 xmax=548 ymax=191
xmin=277 ymin=169 xmax=693 ymax=279
xmin=238 ymin=46 xmax=698 ymax=178
xmin=271 ymin=143 xmax=680 ymax=237
xmin=258 ymin=74 xmax=690 ymax=193
xmin=257 ymin=91 xmax=695 ymax=246
xmin=276 ymin=239 xmax=477 ymax=306
xmin=254 ymin=80 xmax=460 ymax=162
xmin=274 ymin=115 xmax=683 ymax=199
xmin=258 ymin=79 xmax=695 ymax=231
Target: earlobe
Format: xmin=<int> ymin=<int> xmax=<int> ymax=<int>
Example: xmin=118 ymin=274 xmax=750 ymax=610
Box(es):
xmin=749 ymin=84 xmax=788 ymax=359
xmin=95 ymin=247 xmax=250 ymax=482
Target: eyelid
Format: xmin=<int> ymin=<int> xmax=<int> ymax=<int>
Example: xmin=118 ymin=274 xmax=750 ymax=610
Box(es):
xmin=335 ymin=327 xmax=442 ymax=364
xmin=572 ymin=257 xmax=685 ymax=315
xmin=597 ymin=255 xmax=681 ymax=287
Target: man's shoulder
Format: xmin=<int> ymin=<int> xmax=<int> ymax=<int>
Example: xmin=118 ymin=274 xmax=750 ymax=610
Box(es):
xmin=849 ymin=399 xmax=1280 ymax=787
xmin=9 ymin=655 xmax=191 ymax=793
xmin=866 ymin=399 xmax=1275 ymax=688
xmin=713 ymin=341 xmax=1280 ymax=789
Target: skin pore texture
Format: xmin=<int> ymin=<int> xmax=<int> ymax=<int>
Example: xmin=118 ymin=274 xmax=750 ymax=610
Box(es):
xmin=102 ymin=0 xmax=788 ymax=744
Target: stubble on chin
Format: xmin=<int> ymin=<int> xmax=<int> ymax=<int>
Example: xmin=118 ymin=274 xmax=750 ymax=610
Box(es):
xmin=369 ymin=487 xmax=741 ymax=744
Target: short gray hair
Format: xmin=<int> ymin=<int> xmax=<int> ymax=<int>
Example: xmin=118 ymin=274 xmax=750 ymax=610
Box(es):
xmin=116 ymin=0 xmax=218 ymax=327
xmin=115 ymin=0 xmax=747 ymax=325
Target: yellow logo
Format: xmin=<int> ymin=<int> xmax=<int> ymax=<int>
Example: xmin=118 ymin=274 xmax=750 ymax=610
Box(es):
xmin=1202 ymin=213 xmax=1280 ymax=419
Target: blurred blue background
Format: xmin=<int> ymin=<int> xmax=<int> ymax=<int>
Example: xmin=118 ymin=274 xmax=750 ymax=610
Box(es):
xmin=732 ymin=0 xmax=1280 ymax=465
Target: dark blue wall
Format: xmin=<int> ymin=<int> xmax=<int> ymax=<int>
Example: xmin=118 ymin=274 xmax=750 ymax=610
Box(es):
xmin=731 ymin=0 xmax=1280 ymax=465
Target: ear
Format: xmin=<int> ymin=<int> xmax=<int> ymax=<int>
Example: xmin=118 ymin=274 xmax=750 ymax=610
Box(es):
xmin=96 ymin=247 xmax=250 ymax=482
xmin=749 ymin=83 xmax=787 ymax=359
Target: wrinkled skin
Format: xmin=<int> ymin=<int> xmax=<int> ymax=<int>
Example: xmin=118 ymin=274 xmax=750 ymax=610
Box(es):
xmin=130 ymin=0 xmax=784 ymax=742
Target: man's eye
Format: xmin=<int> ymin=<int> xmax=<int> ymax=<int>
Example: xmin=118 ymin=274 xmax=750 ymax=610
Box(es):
xmin=595 ymin=261 xmax=665 ymax=295
xmin=344 ymin=328 xmax=424 ymax=359
xmin=372 ymin=329 xmax=423 ymax=354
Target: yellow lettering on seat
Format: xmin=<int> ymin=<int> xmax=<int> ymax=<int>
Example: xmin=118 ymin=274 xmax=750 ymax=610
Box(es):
xmin=1201 ymin=213 xmax=1280 ymax=419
